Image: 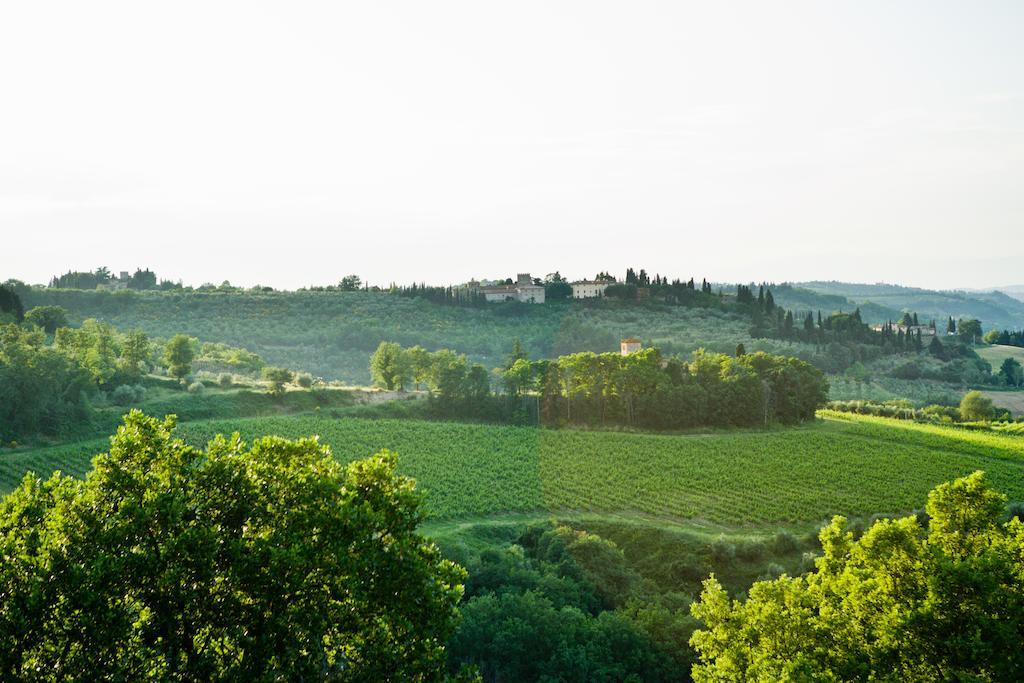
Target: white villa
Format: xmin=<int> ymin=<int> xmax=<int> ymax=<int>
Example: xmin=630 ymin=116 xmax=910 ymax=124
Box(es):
xmin=478 ymin=273 xmax=546 ymax=304
xmin=571 ymin=280 xmax=611 ymax=298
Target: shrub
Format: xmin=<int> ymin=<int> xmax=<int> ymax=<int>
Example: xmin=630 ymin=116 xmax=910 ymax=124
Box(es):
xmin=110 ymin=384 xmax=146 ymax=406
xmin=187 ymin=381 xmax=205 ymax=394
xmin=295 ymin=372 xmax=313 ymax=388
xmin=770 ymin=531 xmax=799 ymax=554
xmin=959 ymin=390 xmax=994 ymax=422
xmin=218 ymin=373 xmax=233 ymax=388
xmin=111 ymin=384 xmax=138 ymax=406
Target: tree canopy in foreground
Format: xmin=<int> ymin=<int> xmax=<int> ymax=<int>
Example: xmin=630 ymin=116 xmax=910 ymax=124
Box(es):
xmin=0 ymin=411 xmax=466 ymax=681
xmin=690 ymin=471 xmax=1024 ymax=681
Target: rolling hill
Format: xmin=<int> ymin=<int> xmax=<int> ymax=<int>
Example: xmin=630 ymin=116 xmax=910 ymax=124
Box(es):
xmin=790 ymin=281 xmax=1024 ymax=329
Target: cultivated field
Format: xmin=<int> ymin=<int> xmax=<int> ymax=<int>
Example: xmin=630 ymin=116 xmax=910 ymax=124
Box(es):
xmin=982 ymin=390 xmax=1024 ymax=417
xmin=7 ymin=412 xmax=1024 ymax=527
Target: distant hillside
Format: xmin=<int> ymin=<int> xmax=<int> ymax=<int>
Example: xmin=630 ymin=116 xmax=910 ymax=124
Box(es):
xmin=768 ymin=284 xmax=901 ymax=323
xmin=792 ymin=281 xmax=1024 ymax=330
xmin=991 ymin=285 xmax=1024 ymax=303
xmin=21 ymin=288 xmax=783 ymax=383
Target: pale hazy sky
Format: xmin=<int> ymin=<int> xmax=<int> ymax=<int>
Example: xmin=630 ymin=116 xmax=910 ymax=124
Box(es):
xmin=2 ymin=1 xmax=1022 ymax=290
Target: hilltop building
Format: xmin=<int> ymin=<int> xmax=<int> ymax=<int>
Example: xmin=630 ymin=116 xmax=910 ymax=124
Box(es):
xmin=870 ymin=323 xmax=936 ymax=337
xmin=100 ymin=271 xmax=132 ymax=291
xmin=620 ymin=338 xmax=642 ymax=355
xmin=478 ymin=273 xmax=545 ymax=304
xmin=571 ymin=280 xmax=611 ymax=298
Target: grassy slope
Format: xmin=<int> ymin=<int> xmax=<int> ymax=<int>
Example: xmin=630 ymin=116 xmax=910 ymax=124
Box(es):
xmin=22 ymin=289 xmax=794 ymax=382
xmin=6 ymin=413 xmax=1024 ymax=528
xmin=976 ymin=344 xmax=1024 ymax=367
xmin=981 ymin=391 xmax=1024 ymax=417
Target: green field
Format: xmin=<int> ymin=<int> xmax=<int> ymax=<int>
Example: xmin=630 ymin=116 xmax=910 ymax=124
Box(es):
xmin=976 ymin=344 xmax=1024 ymax=367
xmin=6 ymin=412 xmax=1024 ymax=527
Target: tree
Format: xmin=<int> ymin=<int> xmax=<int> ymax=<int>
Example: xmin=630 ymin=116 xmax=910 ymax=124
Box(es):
xmin=118 ymin=330 xmax=151 ymax=379
xmin=128 ymin=268 xmax=158 ymax=290
xmin=370 ymin=341 xmax=408 ymax=390
xmin=0 ymin=285 xmax=24 ymax=323
xmin=164 ymin=334 xmax=196 ymax=381
xmin=339 ymin=274 xmax=362 ymax=291
xmin=959 ymin=390 xmax=994 ymax=422
xmin=999 ymin=357 xmax=1022 ymax=387
xmin=262 ymin=366 xmax=294 ymax=395
xmin=928 ymin=335 xmax=947 ymax=360
xmin=0 ymin=412 xmax=466 ymax=680
xmin=54 ymin=319 xmax=117 ymax=386
xmin=505 ymin=338 xmax=528 ymax=369
xmin=544 ymin=280 xmax=573 ymax=301
xmin=957 ymin=318 xmax=983 ymax=344
xmin=403 ymin=345 xmax=432 ymax=391
xmin=690 ymin=471 xmax=1024 ymax=681
xmin=735 ymin=343 xmax=746 ymax=357
xmin=23 ymin=305 xmax=68 ymax=335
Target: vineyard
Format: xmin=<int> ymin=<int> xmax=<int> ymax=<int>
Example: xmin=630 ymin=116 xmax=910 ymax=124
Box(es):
xmin=5 ymin=413 xmax=1024 ymax=526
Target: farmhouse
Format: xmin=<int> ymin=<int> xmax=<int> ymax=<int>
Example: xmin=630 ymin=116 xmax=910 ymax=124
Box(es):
xmin=571 ymin=280 xmax=611 ymax=299
xmin=620 ymin=338 xmax=642 ymax=355
xmin=479 ymin=273 xmax=545 ymax=304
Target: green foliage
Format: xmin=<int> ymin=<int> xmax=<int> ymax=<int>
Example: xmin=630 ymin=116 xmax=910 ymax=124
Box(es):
xmin=261 ymin=366 xmax=294 ymax=396
xmin=370 ymin=340 xmax=408 ymax=390
xmin=110 ymin=383 xmax=146 ymax=406
xmin=689 ymin=472 xmax=1024 ymax=681
xmin=960 ymin=390 xmax=995 ymax=421
xmin=23 ymin=305 xmax=67 ymax=334
xmin=957 ymin=317 xmax=983 ymax=343
xmin=164 ymin=334 xmax=196 ymax=381
xmin=0 ymin=324 xmax=91 ymax=440
xmin=54 ymin=318 xmax=118 ymax=386
xmin=539 ymin=348 xmax=827 ymax=429
xmin=0 ymin=284 xmax=25 ymax=323
xmin=0 ymin=412 xmax=465 ymax=680
xmin=22 ymin=288 xmax=772 ymax=383
xmin=999 ymin=357 xmax=1023 ymax=387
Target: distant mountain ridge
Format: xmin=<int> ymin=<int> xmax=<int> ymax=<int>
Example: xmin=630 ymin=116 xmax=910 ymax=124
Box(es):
xmin=769 ymin=281 xmax=1024 ymax=330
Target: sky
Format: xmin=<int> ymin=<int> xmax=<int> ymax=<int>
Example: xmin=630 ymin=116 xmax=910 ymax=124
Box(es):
xmin=2 ymin=1 xmax=1022 ymax=290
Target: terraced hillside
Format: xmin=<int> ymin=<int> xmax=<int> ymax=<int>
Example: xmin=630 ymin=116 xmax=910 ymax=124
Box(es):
xmin=7 ymin=412 xmax=1023 ymax=527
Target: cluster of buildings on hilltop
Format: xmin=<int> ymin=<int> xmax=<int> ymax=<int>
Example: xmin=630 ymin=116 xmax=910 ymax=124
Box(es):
xmin=472 ymin=274 xmax=546 ymax=304
xmin=99 ymin=271 xmax=133 ymax=291
xmin=469 ymin=273 xmax=616 ymax=304
xmin=869 ymin=322 xmax=937 ymax=337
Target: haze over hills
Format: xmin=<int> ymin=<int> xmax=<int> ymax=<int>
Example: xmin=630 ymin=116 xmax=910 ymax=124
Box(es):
xmin=775 ymin=281 xmax=1024 ymax=330
xmin=986 ymin=285 xmax=1024 ymax=303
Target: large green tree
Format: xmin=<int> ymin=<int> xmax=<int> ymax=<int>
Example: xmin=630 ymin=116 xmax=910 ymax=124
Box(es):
xmin=370 ymin=340 xmax=408 ymax=390
xmin=164 ymin=334 xmax=196 ymax=381
xmin=0 ymin=412 xmax=466 ymax=680
xmin=690 ymin=471 xmax=1024 ymax=681
xmin=23 ymin=305 xmax=68 ymax=335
